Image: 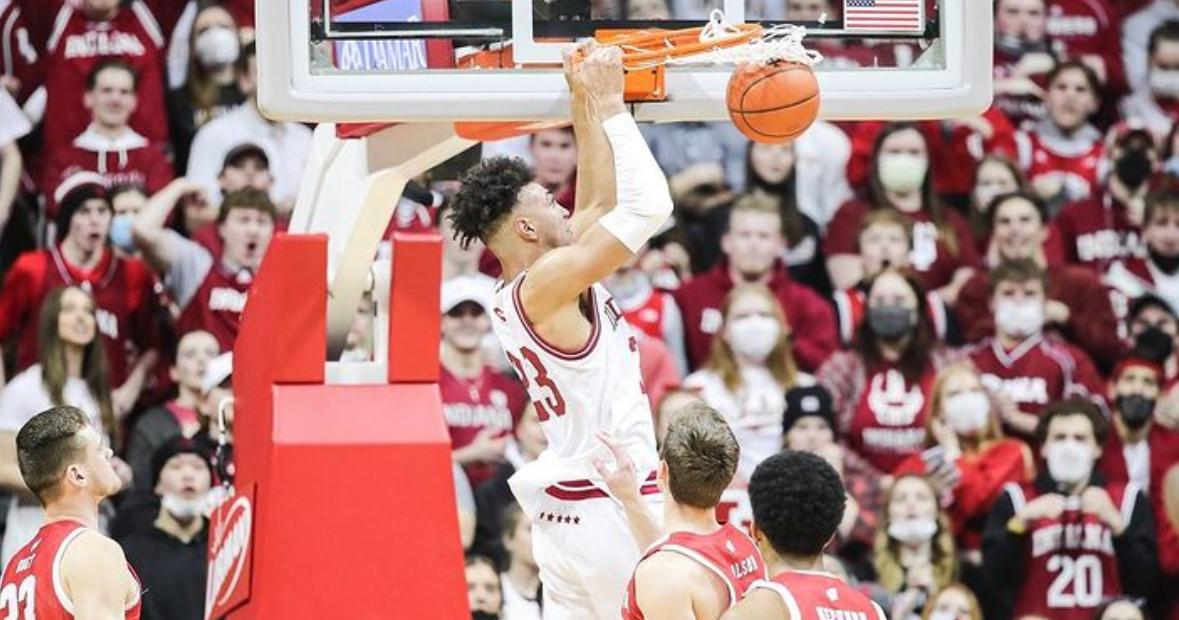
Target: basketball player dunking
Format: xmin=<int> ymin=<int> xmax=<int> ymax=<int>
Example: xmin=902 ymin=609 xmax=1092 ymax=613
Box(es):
xmin=722 ymin=451 xmax=884 ymax=620
xmin=0 ymin=406 xmax=141 ymax=619
xmin=448 ymin=44 xmax=673 ymax=619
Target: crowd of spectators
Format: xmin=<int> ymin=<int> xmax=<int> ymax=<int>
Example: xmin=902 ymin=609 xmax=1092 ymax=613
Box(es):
xmin=3 ymin=1 xmax=1179 ymax=620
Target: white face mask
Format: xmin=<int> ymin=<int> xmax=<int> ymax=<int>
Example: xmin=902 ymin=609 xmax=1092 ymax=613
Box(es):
xmin=1151 ymin=68 xmax=1179 ymax=98
xmin=994 ymin=299 xmax=1044 ymax=339
xmin=877 ymin=153 xmax=928 ymax=194
xmin=726 ymin=315 xmax=780 ymax=362
xmin=162 ymin=493 xmax=208 ymax=520
xmin=887 ymin=516 xmax=938 ymax=545
xmin=1044 ymin=439 xmax=1095 ymax=485
xmin=195 ymin=26 xmax=240 ymax=68
xmin=943 ymin=390 xmax=991 ymax=434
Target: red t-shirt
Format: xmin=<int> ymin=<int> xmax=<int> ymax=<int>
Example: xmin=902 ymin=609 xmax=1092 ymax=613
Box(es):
xmin=0 ymin=520 xmax=142 ymax=620
xmin=969 ymin=336 xmax=1104 ymax=421
xmin=824 ymin=201 xmax=980 ymax=292
xmin=1055 ymin=194 xmax=1146 ymax=273
xmin=39 ymin=127 xmax=174 ymax=218
xmin=622 ymin=524 xmax=765 ymax=620
xmin=0 ymin=246 xmax=160 ymax=386
xmin=440 ymin=365 xmax=527 ymax=488
xmin=847 ymin=364 xmax=935 ymax=473
xmin=174 ymin=262 xmax=251 ymax=353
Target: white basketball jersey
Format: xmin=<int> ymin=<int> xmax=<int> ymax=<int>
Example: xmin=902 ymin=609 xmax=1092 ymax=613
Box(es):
xmin=491 ymin=273 xmax=657 ymax=464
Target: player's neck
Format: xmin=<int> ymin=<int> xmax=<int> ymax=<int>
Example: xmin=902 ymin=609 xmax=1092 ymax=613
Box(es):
xmin=499 ymin=246 xmax=548 ymax=283
xmin=440 ymin=344 xmax=484 ymax=377
xmin=664 ymin=502 xmax=720 ymax=535
xmin=44 ymin=500 xmax=101 ymax=530
xmin=769 ymin=553 xmax=825 ymax=574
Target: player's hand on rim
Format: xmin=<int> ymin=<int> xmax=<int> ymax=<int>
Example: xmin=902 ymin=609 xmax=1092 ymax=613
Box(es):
xmin=593 ymin=431 xmax=642 ymax=503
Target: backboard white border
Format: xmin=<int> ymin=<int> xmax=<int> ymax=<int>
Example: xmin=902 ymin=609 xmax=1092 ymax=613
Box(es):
xmin=257 ymin=0 xmax=992 ymax=123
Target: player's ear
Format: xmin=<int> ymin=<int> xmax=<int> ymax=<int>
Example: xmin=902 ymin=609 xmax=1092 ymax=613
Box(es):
xmin=514 ymin=216 xmax=538 ymax=242
xmin=66 ymin=464 xmax=87 ymax=488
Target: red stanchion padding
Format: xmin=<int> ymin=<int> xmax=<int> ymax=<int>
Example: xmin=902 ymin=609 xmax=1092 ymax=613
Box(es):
xmin=230 ymin=232 xmax=468 ymax=619
xmin=388 ymin=231 xmax=442 ymax=384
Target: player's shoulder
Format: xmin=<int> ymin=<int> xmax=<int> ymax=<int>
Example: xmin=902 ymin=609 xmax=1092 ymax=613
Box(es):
xmin=635 ymin=551 xmax=716 ymax=606
xmin=61 ymin=528 xmax=126 ymax=571
xmin=719 ymin=585 xmax=785 ymax=620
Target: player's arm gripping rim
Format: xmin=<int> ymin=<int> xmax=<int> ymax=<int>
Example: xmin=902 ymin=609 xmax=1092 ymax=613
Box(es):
xmin=520 ymin=46 xmax=674 ymax=324
xmin=62 ymin=530 xmax=134 ymax=620
xmin=566 ymin=41 xmax=619 ymax=241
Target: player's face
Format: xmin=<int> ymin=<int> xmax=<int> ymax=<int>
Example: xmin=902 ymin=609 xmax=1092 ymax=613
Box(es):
xmin=1112 ymin=366 xmax=1161 ymax=401
xmin=995 ymin=0 xmax=1046 ymax=40
xmin=85 ymin=68 xmax=137 ymax=128
xmin=1145 ymin=208 xmax=1179 ymax=256
xmin=1045 ymin=68 xmax=1097 ymax=131
xmin=1041 ymin=414 xmax=1099 ymax=456
xmin=465 ymin=563 xmax=502 ymax=615
xmin=784 ymin=417 xmax=834 ymax=451
xmin=1098 ymin=600 xmax=1146 ymax=620
xmin=514 ymin=404 xmax=547 ymax=459
xmin=991 ymin=198 xmax=1046 ymax=260
xmin=219 ymin=207 xmax=275 ymax=269
xmin=67 ymin=198 xmax=113 ymax=255
xmin=517 ymin=183 xmax=573 ymax=248
xmin=172 ymin=331 xmax=221 ymax=392
xmin=887 ymin=476 xmax=938 ymax=522
xmin=156 ymin=453 xmax=213 ymax=499
xmin=441 ymin=301 xmax=491 ymax=352
xmin=928 ymin=588 xmax=973 ymax=620
xmin=529 ymin=130 xmax=577 ymax=189
xmin=78 ymin=427 xmax=123 ymax=498
xmin=58 ymin=288 xmax=98 ymax=349
xmin=722 ymin=211 xmax=784 ymax=279
xmin=749 ymin=143 xmax=795 ymax=186
xmin=858 ymin=223 xmax=910 ymax=277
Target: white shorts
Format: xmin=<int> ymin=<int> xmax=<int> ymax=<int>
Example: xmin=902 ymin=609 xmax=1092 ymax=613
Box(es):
xmin=529 ymin=480 xmax=663 ymax=620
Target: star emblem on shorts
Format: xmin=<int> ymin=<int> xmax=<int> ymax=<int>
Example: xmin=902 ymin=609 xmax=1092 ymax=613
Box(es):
xmin=573 ymin=516 xmax=580 ymax=525
xmin=547 ymin=513 xmax=556 ymax=522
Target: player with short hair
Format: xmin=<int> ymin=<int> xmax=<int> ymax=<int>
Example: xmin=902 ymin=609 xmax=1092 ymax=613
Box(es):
xmin=603 ymin=402 xmax=766 ymax=620
xmin=448 ymin=43 xmax=673 ymax=620
xmin=0 ymin=405 xmax=141 ymax=619
xmin=721 ymin=450 xmax=885 ymax=620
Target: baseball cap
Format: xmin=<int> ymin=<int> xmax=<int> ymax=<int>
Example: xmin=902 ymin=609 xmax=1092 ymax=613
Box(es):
xmin=221 ymin=142 xmax=270 ymax=172
xmin=202 ymin=352 xmax=234 ymax=395
xmin=782 ymin=385 xmax=836 ymax=434
xmin=440 ymin=274 xmax=495 ymax=314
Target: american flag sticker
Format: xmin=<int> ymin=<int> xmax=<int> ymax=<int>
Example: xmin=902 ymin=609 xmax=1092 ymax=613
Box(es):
xmin=843 ymin=0 xmax=925 ymax=33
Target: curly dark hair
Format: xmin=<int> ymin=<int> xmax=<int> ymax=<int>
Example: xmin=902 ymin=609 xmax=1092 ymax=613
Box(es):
xmin=448 ymin=156 xmax=534 ymax=250
xmin=748 ymin=450 xmax=846 ymax=558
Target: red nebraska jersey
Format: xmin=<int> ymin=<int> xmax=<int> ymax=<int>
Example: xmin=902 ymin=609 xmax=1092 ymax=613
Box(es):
xmin=752 ymin=570 xmax=886 ymax=620
xmin=1055 ymin=194 xmax=1146 ymax=273
xmin=39 ymin=127 xmax=174 ymax=218
xmin=824 ymin=200 xmax=981 ymax=292
xmin=1016 ymin=127 xmax=1104 ymax=205
xmin=848 ymin=365 xmax=935 ymax=473
xmin=175 ymin=263 xmax=251 ymax=353
xmin=0 ymin=520 xmax=142 ymax=620
xmin=0 ymin=246 xmax=160 ymax=386
xmin=1006 ymin=482 xmax=1137 ymax=620
xmin=41 ymin=2 xmax=167 ymax=156
xmin=440 ymin=365 xmax=528 ymax=488
xmin=622 ymin=524 xmax=766 ymax=620
xmin=969 ymin=336 xmax=1093 ymax=418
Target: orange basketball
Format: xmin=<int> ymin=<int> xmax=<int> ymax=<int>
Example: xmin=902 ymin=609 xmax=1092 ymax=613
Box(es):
xmin=726 ymin=60 xmax=820 ymax=144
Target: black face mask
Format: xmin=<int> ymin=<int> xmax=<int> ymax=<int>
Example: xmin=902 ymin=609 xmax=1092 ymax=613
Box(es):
xmin=867 ymin=305 xmax=914 ymax=342
xmin=1135 ymin=326 xmax=1174 ymax=363
xmin=1116 ymin=148 xmax=1154 ymax=190
xmin=472 ymin=613 xmax=499 ymax=620
xmin=995 ymin=34 xmax=1049 ymax=58
xmin=1150 ymin=248 xmax=1179 ymax=275
xmin=1115 ymin=394 xmax=1155 ymax=429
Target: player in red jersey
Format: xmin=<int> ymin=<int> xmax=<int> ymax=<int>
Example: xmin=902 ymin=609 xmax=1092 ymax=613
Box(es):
xmin=0 ymin=405 xmax=140 ymax=619
xmin=721 ymin=450 xmax=885 ymax=620
xmin=602 ymin=402 xmax=765 ymax=620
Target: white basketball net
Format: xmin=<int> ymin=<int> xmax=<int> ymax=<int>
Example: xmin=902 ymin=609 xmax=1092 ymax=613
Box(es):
xmin=621 ymin=10 xmax=824 ymax=69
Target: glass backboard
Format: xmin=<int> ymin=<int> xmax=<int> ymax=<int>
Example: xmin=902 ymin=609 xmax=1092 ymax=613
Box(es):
xmin=256 ymin=0 xmax=991 ymax=123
